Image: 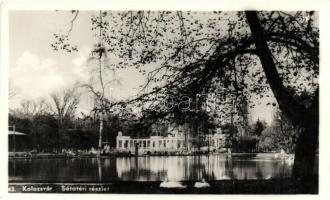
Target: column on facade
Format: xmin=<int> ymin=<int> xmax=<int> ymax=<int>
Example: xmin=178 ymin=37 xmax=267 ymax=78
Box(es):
xmin=150 ymin=139 xmax=154 ymax=150
xmin=156 ymin=139 xmax=159 ymax=150
xmin=155 ymin=138 xmax=159 ymax=151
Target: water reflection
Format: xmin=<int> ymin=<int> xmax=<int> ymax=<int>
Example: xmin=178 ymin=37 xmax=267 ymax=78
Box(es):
xmin=9 ymin=155 xmax=295 ymax=182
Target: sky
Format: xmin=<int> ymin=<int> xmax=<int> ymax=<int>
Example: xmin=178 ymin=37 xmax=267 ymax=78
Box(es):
xmin=9 ymin=10 xmax=275 ymax=124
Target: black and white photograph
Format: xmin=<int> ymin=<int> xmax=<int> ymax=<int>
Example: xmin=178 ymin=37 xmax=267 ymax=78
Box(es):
xmin=2 ymin=1 xmax=324 ymax=196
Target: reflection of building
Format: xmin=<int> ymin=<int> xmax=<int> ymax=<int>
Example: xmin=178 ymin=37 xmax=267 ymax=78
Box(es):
xmin=116 ymin=126 xmax=227 ymax=152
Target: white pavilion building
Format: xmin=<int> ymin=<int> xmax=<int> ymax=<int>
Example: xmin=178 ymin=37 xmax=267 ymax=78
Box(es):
xmin=116 ymin=125 xmax=227 ymax=153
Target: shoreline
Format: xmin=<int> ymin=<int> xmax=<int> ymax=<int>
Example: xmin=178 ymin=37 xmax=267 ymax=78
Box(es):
xmin=8 ymin=152 xmax=295 ymax=159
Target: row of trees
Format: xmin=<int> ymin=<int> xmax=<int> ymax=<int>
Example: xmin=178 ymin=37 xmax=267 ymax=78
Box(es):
xmin=10 ymin=88 xmax=101 ymax=152
xmin=9 ymin=94 xmax=297 ymax=154
xmin=220 ymin=109 xmax=298 ymax=154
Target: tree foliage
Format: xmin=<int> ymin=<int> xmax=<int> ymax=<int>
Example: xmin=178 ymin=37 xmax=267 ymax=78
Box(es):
xmin=54 ymin=11 xmax=317 ymax=128
xmin=259 ymin=110 xmax=298 ymax=153
xmin=252 ymin=118 xmax=266 ymax=137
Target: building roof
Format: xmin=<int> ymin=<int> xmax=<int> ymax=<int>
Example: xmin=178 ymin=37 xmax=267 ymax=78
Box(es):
xmin=8 ymin=131 xmax=27 ymax=136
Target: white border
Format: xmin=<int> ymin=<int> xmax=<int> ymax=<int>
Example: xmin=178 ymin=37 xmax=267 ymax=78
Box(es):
xmin=1 ymin=0 xmax=330 ymax=200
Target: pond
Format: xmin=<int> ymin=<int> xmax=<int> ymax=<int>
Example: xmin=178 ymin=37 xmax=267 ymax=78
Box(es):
xmin=9 ymin=154 xmax=295 ymax=182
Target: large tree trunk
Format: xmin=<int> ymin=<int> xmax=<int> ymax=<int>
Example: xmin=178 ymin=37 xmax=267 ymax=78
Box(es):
xmin=292 ymin=91 xmax=318 ymax=192
xmin=245 ymin=11 xmax=318 ymax=191
xmin=292 ymin=123 xmax=318 ymax=192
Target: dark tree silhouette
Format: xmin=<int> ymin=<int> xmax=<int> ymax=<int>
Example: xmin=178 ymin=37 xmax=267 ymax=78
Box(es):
xmin=49 ymin=88 xmax=80 ymax=151
xmin=259 ymin=109 xmax=298 ymax=153
xmin=253 ymin=118 xmax=265 ymax=137
xmin=245 ymin=12 xmax=318 ymax=188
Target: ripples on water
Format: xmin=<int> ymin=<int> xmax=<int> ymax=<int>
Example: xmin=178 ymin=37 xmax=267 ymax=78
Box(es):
xmin=9 ymin=155 xmax=295 ymax=182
